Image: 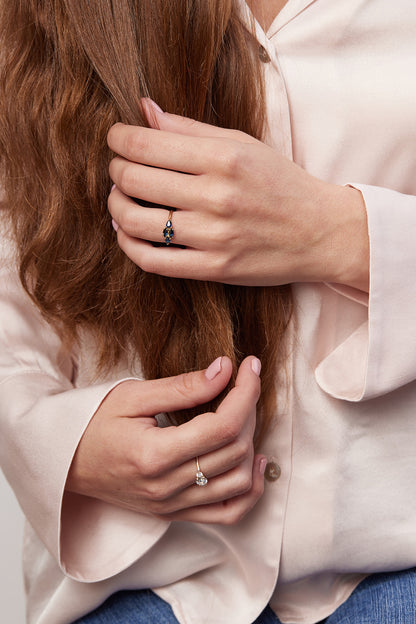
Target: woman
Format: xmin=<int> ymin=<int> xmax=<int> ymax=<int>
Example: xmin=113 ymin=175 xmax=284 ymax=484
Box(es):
xmin=1 ymin=1 xmax=415 ymax=623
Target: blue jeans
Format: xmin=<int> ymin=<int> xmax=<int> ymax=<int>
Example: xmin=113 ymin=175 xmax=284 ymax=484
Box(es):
xmin=73 ymin=567 xmax=416 ymax=623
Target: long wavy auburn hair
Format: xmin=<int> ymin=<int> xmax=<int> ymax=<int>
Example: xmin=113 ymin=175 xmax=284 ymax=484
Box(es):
xmin=0 ymin=0 xmax=291 ymax=445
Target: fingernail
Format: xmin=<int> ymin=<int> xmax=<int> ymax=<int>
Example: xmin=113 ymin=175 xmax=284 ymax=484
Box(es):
xmin=259 ymin=457 xmax=267 ymax=475
xmin=112 ymin=219 xmax=119 ymax=232
xmin=111 ymin=184 xmax=116 ymax=192
xmin=251 ymin=357 xmax=261 ymax=376
xmin=205 ymin=356 xmax=222 ymax=381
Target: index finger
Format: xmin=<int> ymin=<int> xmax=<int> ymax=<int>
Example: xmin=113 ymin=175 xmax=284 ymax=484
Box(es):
xmin=140 ymin=98 xmax=258 ymax=145
xmin=108 ymin=122 xmax=233 ymax=176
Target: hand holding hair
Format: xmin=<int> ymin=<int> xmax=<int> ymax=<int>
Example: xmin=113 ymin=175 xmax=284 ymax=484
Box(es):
xmin=66 ymin=356 xmax=266 ymax=525
xmin=108 ymin=99 xmax=369 ymax=292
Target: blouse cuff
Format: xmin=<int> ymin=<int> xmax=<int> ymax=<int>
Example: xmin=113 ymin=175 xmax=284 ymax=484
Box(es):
xmin=315 ymin=184 xmax=416 ymax=401
xmin=0 ymin=372 xmax=169 ymax=582
xmin=59 ymin=381 xmax=171 ymax=582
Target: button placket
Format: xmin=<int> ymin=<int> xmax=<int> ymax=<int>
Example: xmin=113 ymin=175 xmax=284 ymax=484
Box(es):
xmin=261 ymin=44 xmax=293 ymax=159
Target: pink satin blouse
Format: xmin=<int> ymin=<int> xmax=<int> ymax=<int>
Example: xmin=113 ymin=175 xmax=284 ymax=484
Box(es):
xmin=1 ymin=1 xmax=416 ymax=622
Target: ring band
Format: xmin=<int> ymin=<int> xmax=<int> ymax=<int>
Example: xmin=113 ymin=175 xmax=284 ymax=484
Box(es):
xmin=163 ymin=209 xmax=174 ymax=245
xmin=195 ymin=457 xmax=208 ymax=486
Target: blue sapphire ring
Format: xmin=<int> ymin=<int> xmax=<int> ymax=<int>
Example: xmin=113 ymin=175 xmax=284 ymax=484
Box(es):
xmin=162 ymin=209 xmax=174 ymax=245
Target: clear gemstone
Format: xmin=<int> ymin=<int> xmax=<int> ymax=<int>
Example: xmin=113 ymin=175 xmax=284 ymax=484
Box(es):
xmin=195 ymin=471 xmax=208 ymax=486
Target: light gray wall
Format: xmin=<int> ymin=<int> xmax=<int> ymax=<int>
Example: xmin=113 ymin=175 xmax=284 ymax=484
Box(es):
xmin=0 ymin=470 xmax=26 ymax=623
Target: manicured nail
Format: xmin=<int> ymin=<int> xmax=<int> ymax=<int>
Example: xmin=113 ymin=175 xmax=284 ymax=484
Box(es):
xmin=251 ymin=357 xmax=261 ymax=376
xmin=112 ymin=219 xmax=119 ymax=232
xmin=111 ymin=184 xmax=116 ymax=192
xmin=259 ymin=457 xmax=267 ymax=475
xmin=205 ymin=356 xmax=222 ymax=381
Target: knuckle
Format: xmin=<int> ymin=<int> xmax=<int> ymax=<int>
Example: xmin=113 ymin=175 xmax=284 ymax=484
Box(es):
xmin=107 ymin=123 xmax=121 ymax=148
xmin=222 ymin=506 xmax=245 ymax=526
xmin=107 ymin=190 xmax=116 ymax=214
xmin=135 ymin=444 xmax=165 ymax=478
xmin=217 ymin=184 xmax=238 ymax=218
xmin=209 ymin=219 xmax=234 ymax=247
xmin=202 ymin=177 xmax=238 ymax=219
xmin=146 ymin=482 xmax=171 ymax=503
xmin=118 ymin=206 xmax=139 ymax=234
xmin=207 ymin=254 xmax=235 ymax=283
xmin=118 ymin=162 xmax=140 ymax=195
xmin=149 ymin=497 xmax=177 ymax=515
xmin=231 ymin=438 xmax=251 ymax=463
xmin=217 ymin=143 xmax=244 ymax=177
xmin=195 ymin=180 xmax=217 ymax=212
xmin=124 ymin=129 xmax=148 ymax=159
xmin=146 ymin=499 xmax=165 ymax=515
xmin=108 ymin=158 xmax=117 ymax=182
xmin=108 ymin=157 xmax=123 ymax=185
xmin=234 ymin=471 xmax=252 ymax=495
xmin=135 ymin=456 xmax=158 ymax=479
xmin=173 ymin=371 xmax=196 ymax=400
xmin=240 ymin=386 xmax=261 ymax=414
xmin=219 ymin=418 xmax=242 ymax=444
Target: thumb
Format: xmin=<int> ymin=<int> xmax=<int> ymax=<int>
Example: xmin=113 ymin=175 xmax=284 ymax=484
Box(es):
xmin=140 ymin=98 xmax=258 ymax=144
xmin=117 ymin=356 xmax=233 ymax=417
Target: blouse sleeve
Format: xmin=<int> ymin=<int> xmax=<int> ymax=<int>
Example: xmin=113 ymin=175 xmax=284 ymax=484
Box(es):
xmin=0 ymin=233 xmax=169 ymax=582
xmin=315 ymin=184 xmax=416 ymax=401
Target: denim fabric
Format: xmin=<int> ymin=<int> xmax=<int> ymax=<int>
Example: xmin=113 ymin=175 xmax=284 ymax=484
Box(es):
xmin=73 ymin=567 xmax=416 ymax=624
xmin=72 ymin=590 xmax=178 ymax=624
xmin=72 ymin=591 xmax=279 ymax=624
xmin=324 ymin=567 xmax=416 ymax=624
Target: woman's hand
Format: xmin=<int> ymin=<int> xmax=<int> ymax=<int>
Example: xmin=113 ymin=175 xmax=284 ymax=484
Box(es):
xmin=66 ymin=356 xmax=267 ymax=525
xmin=108 ymin=100 xmax=369 ymax=291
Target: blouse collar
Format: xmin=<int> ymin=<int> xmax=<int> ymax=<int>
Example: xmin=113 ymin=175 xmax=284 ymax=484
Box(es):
xmin=242 ymin=0 xmax=318 ymax=38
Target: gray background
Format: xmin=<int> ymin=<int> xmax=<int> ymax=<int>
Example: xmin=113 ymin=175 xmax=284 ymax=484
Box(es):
xmin=0 ymin=469 xmax=26 ymax=623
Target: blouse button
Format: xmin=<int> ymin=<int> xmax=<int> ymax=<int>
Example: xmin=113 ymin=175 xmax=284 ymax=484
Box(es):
xmin=264 ymin=461 xmax=281 ymax=482
xmin=258 ymin=45 xmax=271 ymax=63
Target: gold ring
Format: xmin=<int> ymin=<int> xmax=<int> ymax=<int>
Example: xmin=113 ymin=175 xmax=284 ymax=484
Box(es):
xmin=195 ymin=457 xmax=208 ymax=486
xmin=162 ymin=209 xmax=174 ymax=245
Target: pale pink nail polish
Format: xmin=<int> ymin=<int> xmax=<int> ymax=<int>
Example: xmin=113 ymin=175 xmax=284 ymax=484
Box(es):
xmin=111 ymin=184 xmax=116 ymax=192
xmin=259 ymin=457 xmax=267 ymax=475
xmin=251 ymin=357 xmax=262 ymax=376
xmin=205 ymin=356 xmax=222 ymax=381
xmin=112 ymin=219 xmax=119 ymax=232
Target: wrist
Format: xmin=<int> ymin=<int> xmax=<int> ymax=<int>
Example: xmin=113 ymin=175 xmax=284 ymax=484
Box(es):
xmin=318 ymin=183 xmax=370 ymax=292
